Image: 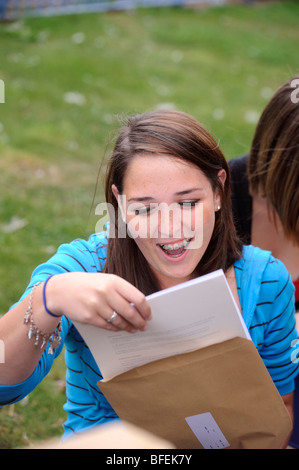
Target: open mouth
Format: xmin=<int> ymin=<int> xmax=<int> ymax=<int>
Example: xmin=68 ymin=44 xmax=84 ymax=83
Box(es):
xmin=158 ymin=238 xmax=193 ymax=258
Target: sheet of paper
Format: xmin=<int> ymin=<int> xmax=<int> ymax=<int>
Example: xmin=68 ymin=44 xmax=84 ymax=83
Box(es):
xmin=74 ymin=269 xmax=250 ymax=380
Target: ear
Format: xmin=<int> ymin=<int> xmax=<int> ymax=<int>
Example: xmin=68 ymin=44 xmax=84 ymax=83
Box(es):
xmin=112 ymin=184 xmax=126 ymax=222
xmin=218 ymin=169 xmax=226 ymax=188
xmin=112 ymin=184 xmax=119 ymax=201
xmin=215 ymin=169 xmax=226 ymax=211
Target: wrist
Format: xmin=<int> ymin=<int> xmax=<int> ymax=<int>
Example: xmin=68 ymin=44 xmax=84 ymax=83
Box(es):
xmin=43 ymin=275 xmax=62 ymax=318
xmin=24 ymin=282 xmax=62 ymax=354
xmin=43 ymin=274 xmax=66 ymax=318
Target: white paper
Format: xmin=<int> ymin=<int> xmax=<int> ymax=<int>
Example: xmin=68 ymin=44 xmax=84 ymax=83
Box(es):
xmin=185 ymin=412 xmax=230 ymax=449
xmin=74 ymin=269 xmax=250 ymax=380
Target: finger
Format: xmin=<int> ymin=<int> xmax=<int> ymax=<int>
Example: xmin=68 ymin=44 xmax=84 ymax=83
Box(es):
xmin=105 ymin=309 xmax=138 ymax=334
xmin=91 ymin=306 xmax=135 ymax=333
xmin=108 ymin=293 xmax=148 ymax=331
xmin=114 ymin=277 xmax=152 ymax=321
xmin=84 ymin=294 xmax=138 ymax=333
xmin=82 ymin=313 xmax=120 ymax=332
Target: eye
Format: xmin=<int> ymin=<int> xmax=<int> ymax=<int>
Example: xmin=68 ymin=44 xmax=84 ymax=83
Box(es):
xmin=134 ymin=206 xmax=151 ymax=216
xmin=128 ymin=203 xmax=158 ymax=216
xmin=178 ymin=200 xmax=200 ymax=209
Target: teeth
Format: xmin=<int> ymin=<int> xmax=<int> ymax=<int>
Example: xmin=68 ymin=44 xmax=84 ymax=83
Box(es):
xmin=160 ymin=238 xmax=191 ymax=251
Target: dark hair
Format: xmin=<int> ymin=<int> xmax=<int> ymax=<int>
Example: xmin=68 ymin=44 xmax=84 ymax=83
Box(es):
xmin=103 ymin=109 xmax=242 ymax=294
xmin=249 ymin=76 xmax=299 ymax=243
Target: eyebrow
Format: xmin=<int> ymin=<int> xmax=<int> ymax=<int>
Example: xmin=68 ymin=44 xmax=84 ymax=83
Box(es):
xmin=127 ymin=196 xmax=155 ymax=203
xmin=175 ymin=187 xmax=204 ymax=196
xmin=128 ymin=187 xmax=205 ymax=202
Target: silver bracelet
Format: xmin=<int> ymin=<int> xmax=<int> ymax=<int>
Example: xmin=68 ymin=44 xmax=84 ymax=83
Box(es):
xmin=24 ymin=282 xmax=62 ymax=355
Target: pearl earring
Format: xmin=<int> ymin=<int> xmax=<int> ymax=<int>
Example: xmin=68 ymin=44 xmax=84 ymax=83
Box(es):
xmin=217 ymin=205 xmax=221 ymax=211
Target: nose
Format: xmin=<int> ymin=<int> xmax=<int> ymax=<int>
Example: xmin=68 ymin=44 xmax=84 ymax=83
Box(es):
xmin=156 ymin=203 xmax=183 ymax=240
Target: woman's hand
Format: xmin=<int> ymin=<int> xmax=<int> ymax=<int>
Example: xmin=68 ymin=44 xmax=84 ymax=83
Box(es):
xmin=46 ymin=272 xmax=152 ymax=333
xmin=0 ymin=272 xmax=151 ymax=384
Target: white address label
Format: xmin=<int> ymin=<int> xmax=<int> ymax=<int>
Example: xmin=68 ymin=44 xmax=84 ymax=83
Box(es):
xmin=185 ymin=412 xmax=230 ymax=449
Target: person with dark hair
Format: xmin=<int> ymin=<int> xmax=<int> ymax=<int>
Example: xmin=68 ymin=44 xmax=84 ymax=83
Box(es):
xmin=229 ymin=76 xmax=299 ymax=309
xmin=0 ymin=109 xmax=297 ymax=443
xmin=228 ymin=76 xmax=299 ymax=447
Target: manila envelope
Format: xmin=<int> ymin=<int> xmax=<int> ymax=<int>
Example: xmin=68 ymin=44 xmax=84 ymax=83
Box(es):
xmin=98 ymin=337 xmax=292 ymax=449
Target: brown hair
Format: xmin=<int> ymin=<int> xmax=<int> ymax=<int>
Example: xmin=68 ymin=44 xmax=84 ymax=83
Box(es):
xmin=249 ymin=76 xmax=299 ymax=244
xmin=103 ymin=109 xmax=242 ymax=295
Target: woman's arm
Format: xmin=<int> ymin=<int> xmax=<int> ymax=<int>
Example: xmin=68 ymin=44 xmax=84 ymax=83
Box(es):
xmin=0 ymin=282 xmax=61 ymax=385
xmin=281 ymin=392 xmax=294 ymax=448
xmin=0 ymin=272 xmax=151 ymax=386
xmin=282 ymin=392 xmax=294 ymax=422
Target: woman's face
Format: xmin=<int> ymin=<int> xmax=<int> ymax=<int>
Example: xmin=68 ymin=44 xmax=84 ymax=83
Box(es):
xmin=113 ymin=154 xmax=224 ymax=289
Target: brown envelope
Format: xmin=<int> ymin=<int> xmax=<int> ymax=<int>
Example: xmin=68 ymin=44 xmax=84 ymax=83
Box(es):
xmin=98 ymin=337 xmax=292 ymax=449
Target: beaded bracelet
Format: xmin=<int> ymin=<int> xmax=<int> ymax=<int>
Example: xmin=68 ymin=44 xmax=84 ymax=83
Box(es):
xmin=24 ymin=282 xmax=62 ymax=355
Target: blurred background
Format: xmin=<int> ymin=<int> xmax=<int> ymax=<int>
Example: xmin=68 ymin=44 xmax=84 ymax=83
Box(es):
xmin=0 ymin=0 xmax=298 ymax=448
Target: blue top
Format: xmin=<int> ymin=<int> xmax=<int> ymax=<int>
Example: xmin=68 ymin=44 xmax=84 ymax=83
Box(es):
xmin=0 ymin=232 xmax=298 ymax=439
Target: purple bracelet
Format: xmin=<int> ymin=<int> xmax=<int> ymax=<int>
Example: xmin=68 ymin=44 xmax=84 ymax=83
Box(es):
xmin=43 ymin=275 xmax=62 ymax=318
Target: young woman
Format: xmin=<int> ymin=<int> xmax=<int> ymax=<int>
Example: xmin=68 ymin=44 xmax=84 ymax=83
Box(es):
xmin=228 ymin=76 xmax=299 ymax=447
xmin=0 ymin=110 xmax=297 ymax=441
xmin=229 ymin=75 xmax=299 ymax=309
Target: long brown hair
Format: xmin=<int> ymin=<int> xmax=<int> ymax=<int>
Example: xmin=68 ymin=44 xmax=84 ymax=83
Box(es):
xmin=103 ymin=109 xmax=242 ymax=295
xmin=249 ymin=75 xmax=299 ymax=244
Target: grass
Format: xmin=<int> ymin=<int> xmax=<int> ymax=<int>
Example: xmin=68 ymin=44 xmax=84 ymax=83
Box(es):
xmin=0 ymin=0 xmax=299 ymax=448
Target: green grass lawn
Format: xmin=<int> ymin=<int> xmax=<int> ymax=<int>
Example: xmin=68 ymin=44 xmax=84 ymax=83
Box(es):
xmin=0 ymin=1 xmax=299 ymax=448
